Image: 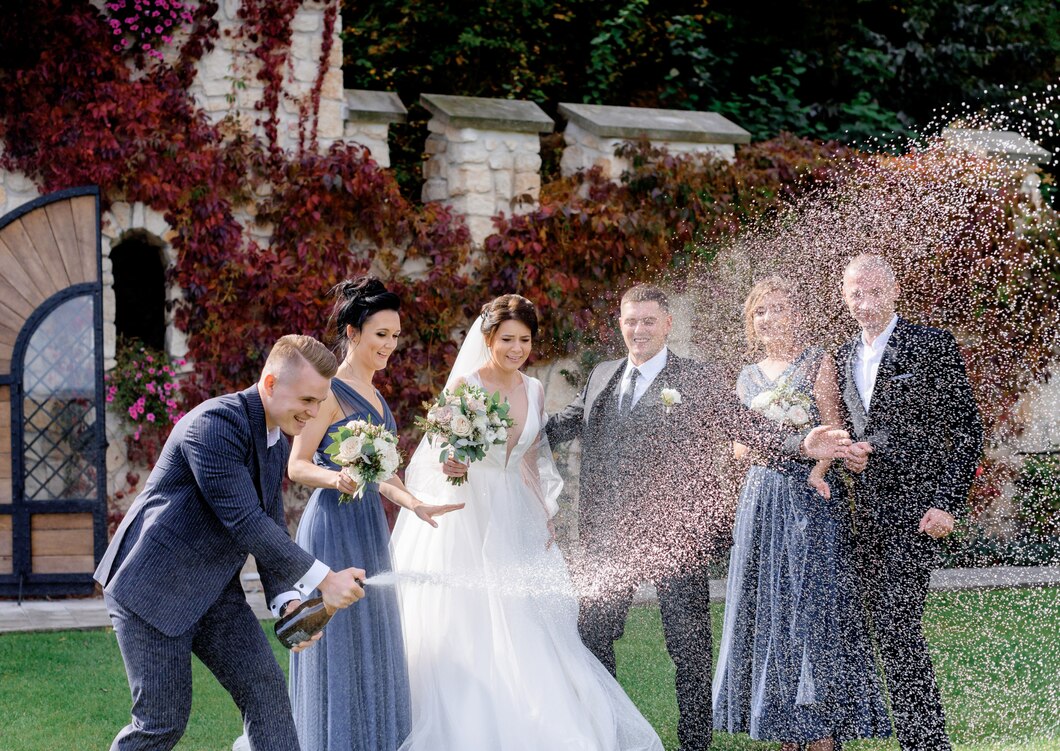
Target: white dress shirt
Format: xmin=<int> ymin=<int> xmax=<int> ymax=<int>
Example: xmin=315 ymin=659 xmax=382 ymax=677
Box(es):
xmin=853 ymin=314 xmax=899 ymax=412
xmin=617 ymin=347 xmax=668 ymax=412
xmin=266 ymin=426 xmax=330 ymax=616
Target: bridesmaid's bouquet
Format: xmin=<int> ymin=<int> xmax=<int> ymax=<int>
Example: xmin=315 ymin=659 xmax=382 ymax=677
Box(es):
xmin=415 ymin=382 xmax=515 ymax=486
xmin=325 ymin=419 xmax=402 ymax=503
xmin=749 ymin=379 xmax=812 ymax=428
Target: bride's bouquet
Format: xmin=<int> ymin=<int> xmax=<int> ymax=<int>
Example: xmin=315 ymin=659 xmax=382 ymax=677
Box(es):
xmin=325 ymin=419 xmax=402 ymax=502
xmin=749 ymin=379 xmax=812 ymax=428
xmin=415 ymin=382 xmax=515 ymax=486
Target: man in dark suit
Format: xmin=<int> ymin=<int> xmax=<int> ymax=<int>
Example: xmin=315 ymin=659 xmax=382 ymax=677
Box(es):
xmin=95 ymin=335 xmax=367 ymax=751
xmin=546 ymin=285 xmax=851 ymax=751
xmin=837 ymin=254 xmax=983 ymax=751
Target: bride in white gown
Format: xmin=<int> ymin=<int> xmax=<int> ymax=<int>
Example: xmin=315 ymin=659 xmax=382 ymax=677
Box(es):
xmin=391 ymin=295 xmax=663 ymax=751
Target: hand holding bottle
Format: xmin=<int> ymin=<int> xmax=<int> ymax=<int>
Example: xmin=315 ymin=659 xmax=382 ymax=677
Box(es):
xmin=318 ymin=566 xmax=367 ymax=614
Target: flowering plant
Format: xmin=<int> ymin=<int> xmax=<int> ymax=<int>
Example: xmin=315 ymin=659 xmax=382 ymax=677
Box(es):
xmin=415 ymin=382 xmax=515 ymax=486
xmin=660 ymin=387 xmax=682 ymax=414
xmin=105 ymin=340 xmax=186 ymax=466
xmin=105 ymin=0 xmax=195 ymax=60
xmin=749 ymin=379 xmax=812 ymax=427
xmin=324 ymin=419 xmax=402 ymax=503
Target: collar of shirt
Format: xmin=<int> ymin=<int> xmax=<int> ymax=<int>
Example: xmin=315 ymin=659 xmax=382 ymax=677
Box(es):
xmin=858 ymin=314 xmax=899 ymax=360
xmin=266 ymin=426 xmax=282 ymax=448
xmin=622 ymin=346 xmax=668 ymax=389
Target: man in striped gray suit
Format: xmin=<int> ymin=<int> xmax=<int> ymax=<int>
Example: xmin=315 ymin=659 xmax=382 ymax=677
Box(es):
xmin=95 ymin=335 xmax=366 ymax=751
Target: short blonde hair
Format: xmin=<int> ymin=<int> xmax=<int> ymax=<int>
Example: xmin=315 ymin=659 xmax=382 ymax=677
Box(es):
xmin=264 ymin=335 xmax=338 ymax=380
xmin=742 ymin=276 xmax=797 ymax=349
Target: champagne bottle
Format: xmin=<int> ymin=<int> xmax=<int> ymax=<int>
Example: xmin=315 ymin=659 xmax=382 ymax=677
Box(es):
xmin=274 ymin=597 xmax=332 ymax=650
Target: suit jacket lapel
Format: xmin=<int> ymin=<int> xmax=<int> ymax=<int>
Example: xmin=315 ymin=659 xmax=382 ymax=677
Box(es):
xmin=585 ymin=359 xmax=625 ymax=423
xmin=873 ymin=319 xmax=904 ymax=387
xmin=865 ymin=318 xmax=906 ymax=424
xmin=242 ymin=386 xmax=270 ymax=507
xmin=840 ymin=337 xmax=869 ymax=438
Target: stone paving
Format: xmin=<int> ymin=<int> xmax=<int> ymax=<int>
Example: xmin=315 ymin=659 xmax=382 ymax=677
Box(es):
xmin=1 ymin=565 xmax=1057 ymax=635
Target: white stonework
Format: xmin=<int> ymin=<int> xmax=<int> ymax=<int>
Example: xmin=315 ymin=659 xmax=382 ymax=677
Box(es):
xmin=0 ymin=168 xmax=41 ymax=219
xmin=421 ymin=124 xmax=550 ymax=244
xmin=561 ymin=121 xmax=737 ymax=181
xmin=187 ymin=0 xmax=347 ymax=153
xmin=557 ymin=104 xmax=750 ymax=183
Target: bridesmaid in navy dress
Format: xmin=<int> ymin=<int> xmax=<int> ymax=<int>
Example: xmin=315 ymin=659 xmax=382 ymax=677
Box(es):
xmin=287 ymin=278 xmax=463 ymax=751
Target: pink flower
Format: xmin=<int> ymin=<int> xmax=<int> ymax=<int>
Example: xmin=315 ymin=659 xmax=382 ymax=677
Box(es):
xmin=146 ymin=413 xmax=156 ymax=423
xmin=128 ymin=406 xmax=138 ymax=418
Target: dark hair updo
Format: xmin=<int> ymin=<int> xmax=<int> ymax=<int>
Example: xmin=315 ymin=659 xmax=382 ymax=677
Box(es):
xmin=328 ymin=277 xmax=401 ymax=357
xmin=480 ymin=294 xmax=538 ymax=342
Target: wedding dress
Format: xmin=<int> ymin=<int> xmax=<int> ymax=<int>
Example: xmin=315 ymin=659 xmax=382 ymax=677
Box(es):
xmin=390 ymin=322 xmax=663 ymax=751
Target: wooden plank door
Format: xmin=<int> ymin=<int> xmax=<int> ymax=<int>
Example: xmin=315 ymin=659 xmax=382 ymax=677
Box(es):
xmin=0 ymin=187 xmax=106 ymax=597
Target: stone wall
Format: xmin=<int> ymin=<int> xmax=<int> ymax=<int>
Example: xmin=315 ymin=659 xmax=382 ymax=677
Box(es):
xmin=0 ymin=168 xmax=41 ymax=224
xmin=189 ymin=0 xmax=345 ymax=152
xmin=559 ymin=103 xmax=750 ymax=180
xmin=420 ymin=94 xmax=554 ymax=245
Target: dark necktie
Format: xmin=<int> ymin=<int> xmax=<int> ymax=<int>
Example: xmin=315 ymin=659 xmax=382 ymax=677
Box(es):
xmin=619 ymin=367 xmax=640 ymax=418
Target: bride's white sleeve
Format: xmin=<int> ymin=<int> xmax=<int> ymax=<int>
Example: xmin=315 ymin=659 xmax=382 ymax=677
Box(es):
xmin=521 ymin=378 xmax=563 ymax=519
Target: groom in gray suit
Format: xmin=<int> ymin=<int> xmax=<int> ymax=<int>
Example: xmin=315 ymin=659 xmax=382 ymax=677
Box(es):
xmin=95 ymin=335 xmax=366 ymax=751
xmin=547 ymin=285 xmax=850 ymax=751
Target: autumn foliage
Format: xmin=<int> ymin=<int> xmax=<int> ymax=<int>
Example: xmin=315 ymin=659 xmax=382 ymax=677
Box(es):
xmin=1 ymin=0 xmax=1058 ymax=527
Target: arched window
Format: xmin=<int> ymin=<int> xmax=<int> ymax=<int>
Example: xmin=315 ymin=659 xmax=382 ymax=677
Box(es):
xmin=110 ymin=234 xmax=166 ymax=351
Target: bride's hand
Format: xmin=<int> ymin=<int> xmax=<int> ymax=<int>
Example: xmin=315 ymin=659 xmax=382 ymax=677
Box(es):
xmin=413 ymin=500 xmax=466 ymax=528
xmin=441 ymin=457 xmax=469 ymax=479
xmin=545 ymin=519 xmax=557 ymax=549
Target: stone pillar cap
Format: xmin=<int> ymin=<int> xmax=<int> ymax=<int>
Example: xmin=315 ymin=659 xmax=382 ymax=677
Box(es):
xmin=942 ymin=127 xmax=1051 ymax=165
xmin=420 ymin=94 xmax=554 ymax=133
xmin=558 ymin=103 xmax=751 ymax=144
xmin=345 ymin=90 xmax=407 ymax=124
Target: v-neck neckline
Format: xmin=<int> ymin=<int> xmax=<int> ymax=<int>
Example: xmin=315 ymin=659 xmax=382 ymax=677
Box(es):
xmin=470 ymin=370 xmax=529 ymax=468
xmin=333 ymin=378 xmax=385 ymax=424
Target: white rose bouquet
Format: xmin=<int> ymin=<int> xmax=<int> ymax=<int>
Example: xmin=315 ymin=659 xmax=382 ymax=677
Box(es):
xmin=748 ymin=379 xmax=813 ymax=428
xmin=324 ymin=419 xmax=402 ymax=503
xmin=415 ymin=381 xmax=515 ymax=486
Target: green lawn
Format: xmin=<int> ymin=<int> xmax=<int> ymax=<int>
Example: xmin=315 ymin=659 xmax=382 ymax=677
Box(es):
xmin=0 ymin=586 xmax=1057 ymax=751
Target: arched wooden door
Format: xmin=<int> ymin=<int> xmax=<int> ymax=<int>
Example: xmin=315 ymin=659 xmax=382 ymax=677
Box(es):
xmin=0 ymin=186 xmax=106 ymax=597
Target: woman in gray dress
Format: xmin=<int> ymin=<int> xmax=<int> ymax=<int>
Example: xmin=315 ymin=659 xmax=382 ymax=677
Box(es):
xmin=712 ymin=276 xmax=891 ymax=750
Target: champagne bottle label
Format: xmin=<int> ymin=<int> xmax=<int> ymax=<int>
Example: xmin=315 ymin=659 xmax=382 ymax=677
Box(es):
xmin=275 ymin=597 xmax=331 ymax=650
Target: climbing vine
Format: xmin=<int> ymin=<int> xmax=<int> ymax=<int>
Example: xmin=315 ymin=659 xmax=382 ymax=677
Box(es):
xmin=2 ymin=1 xmax=1056 ymax=534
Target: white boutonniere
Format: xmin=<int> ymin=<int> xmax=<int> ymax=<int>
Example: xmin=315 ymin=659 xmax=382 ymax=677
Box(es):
xmin=660 ymin=387 xmax=682 ymax=414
